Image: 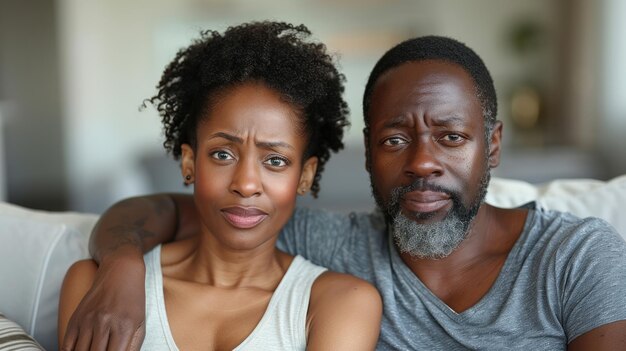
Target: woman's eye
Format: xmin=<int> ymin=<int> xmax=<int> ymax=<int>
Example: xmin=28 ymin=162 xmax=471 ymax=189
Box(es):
xmin=264 ymin=156 xmax=288 ymax=167
xmin=211 ymin=150 xmax=234 ymax=161
xmin=383 ymin=137 xmax=408 ymax=146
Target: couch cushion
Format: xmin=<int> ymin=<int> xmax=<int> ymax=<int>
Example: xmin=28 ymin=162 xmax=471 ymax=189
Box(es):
xmin=0 ymin=313 xmax=44 ymax=350
xmin=0 ymin=202 xmax=97 ymax=351
xmin=486 ymin=175 xmax=626 ymax=239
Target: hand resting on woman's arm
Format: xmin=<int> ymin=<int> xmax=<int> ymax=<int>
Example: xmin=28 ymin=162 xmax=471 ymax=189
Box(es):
xmin=60 ymin=193 xmax=196 ymax=351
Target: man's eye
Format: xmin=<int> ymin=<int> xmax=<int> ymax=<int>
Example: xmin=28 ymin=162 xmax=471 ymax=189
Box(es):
xmin=383 ymin=137 xmax=408 ymax=146
xmin=440 ymin=134 xmax=464 ymax=143
xmin=264 ymin=156 xmax=288 ymax=167
xmin=211 ymin=150 xmax=234 ymax=160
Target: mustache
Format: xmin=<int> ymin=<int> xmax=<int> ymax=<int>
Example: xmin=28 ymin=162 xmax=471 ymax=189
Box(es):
xmin=394 ymin=179 xmax=460 ymax=200
xmin=387 ymin=179 xmax=462 ymax=215
xmin=401 ymin=179 xmax=454 ymax=195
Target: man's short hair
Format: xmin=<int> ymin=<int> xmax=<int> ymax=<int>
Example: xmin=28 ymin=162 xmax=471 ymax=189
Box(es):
xmin=362 ymin=35 xmax=497 ymax=135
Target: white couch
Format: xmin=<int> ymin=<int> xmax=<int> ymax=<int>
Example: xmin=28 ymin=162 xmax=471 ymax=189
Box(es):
xmin=1 ymin=176 xmax=625 ymax=350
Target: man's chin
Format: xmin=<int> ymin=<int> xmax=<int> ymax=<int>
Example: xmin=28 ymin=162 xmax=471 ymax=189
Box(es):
xmin=391 ymin=211 xmax=471 ymax=260
xmin=412 ymin=213 xmax=438 ymax=222
xmin=401 ymin=207 xmax=448 ymax=222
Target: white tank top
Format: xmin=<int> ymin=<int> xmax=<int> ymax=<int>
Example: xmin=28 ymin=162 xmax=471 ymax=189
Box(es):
xmin=140 ymin=245 xmax=327 ymax=350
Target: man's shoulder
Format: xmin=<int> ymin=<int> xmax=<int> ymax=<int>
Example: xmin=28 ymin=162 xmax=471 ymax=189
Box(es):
xmin=525 ymin=207 xmax=626 ymax=260
xmin=278 ymin=207 xmax=388 ymax=269
xmin=523 ymin=208 xmax=626 ymax=342
xmin=532 ymin=207 xmax=620 ymax=238
xmin=291 ymin=207 xmax=386 ymax=233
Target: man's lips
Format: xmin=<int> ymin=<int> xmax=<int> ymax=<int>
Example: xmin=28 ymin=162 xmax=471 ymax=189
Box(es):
xmin=221 ymin=206 xmax=268 ymax=229
xmin=401 ymin=191 xmax=451 ymax=213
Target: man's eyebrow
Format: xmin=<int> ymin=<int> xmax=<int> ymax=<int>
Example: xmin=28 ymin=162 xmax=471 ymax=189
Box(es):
xmin=431 ymin=115 xmax=467 ymax=126
xmin=207 ymin=132 xmax=294 ymax=150
xmin=382 ymin=115 xmax=408 ymax=128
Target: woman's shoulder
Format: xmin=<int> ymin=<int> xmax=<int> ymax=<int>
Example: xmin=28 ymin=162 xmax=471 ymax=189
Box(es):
xmin=64 ymin=259 xmax=98 ymax=285
xmin=306 ymin=271 xmax=382 ymax=350
xmin=310 ymin=271 xmax=380 ymax=304
xmin=58 ymin=260 xmax=99 ymax=312
xmin=58 ymin=259 xmax=99 ymax=345
xmin=309 ymin=271 xmax=381 ymax=319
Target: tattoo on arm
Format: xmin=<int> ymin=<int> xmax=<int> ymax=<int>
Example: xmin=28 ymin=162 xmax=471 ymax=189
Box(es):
xmin=104 ymin=216 xmax=157 ymax=252
xmin=151 ymin=196 xmax=172 ymax=216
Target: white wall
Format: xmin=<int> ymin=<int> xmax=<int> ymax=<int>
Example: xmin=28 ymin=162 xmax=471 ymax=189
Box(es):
xmin=600 ymin=0 xmax=626 ymax=175
xmin=57 ymin=0 xmax=177 ymax=211
xmin=0 ymin=0 xmax=67 ymax=209
xmin=0 ymin=103 xmax=6 ymax=201
xmin=55 ymin=0 xmax=596 ymax=212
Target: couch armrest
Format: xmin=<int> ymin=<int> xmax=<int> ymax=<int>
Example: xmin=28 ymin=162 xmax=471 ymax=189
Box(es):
xmin=0 ymin=202 xmax=98 ymax=351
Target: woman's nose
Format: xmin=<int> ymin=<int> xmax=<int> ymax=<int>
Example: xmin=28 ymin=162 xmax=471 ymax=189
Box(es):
xmin=229 ymin=156 xmax=262 ymax=197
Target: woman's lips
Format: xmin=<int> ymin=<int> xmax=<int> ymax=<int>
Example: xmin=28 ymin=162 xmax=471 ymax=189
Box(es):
xmin=401 ymin=191 xmax=451 ymax=213
xmin=221 ymin=206 xmax=268 ymax=229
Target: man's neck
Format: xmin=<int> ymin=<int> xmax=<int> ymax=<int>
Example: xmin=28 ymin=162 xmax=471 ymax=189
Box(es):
xmin=398 ymin=204 xmax=528 ymax=312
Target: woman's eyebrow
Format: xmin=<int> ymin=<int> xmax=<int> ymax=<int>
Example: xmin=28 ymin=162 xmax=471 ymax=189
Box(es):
xmin=209 ymin=132 xmax=242 ymax=143
xmin=207 ymin=132 xmax=294 ymax=150
xmin=256 ymin=141 xmax=294 ymax=150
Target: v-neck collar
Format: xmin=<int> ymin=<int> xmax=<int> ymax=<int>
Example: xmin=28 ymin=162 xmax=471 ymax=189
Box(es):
xmin=388 ymin=207 xmax=537 ymax=320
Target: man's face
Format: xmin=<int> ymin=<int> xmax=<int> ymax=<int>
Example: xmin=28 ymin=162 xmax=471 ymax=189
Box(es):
xmin=366 ymin=60 xmax=500 ymax=259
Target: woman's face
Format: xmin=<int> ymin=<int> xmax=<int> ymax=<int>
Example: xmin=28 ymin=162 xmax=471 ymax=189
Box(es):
xmin=181 ymin=83 xmax=317 ymax=252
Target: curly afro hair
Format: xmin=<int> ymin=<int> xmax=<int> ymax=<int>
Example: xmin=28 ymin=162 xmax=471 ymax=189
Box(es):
xmin=147 ymin=21 xmax=350 ymax=197
xmin=363 ymin=35 xmax=497 ymax=138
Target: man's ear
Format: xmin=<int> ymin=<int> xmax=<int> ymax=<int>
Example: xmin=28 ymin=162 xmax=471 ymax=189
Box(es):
xmin=181 ymin=144 xmax=195 ymax=185
xmin=488 ymin=121 xmax=503 ymax=168
xmin=297 ymin=156 xmax=318 ymax=195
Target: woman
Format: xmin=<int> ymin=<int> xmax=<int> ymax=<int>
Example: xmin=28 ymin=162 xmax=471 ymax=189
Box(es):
xmin=58 ymin=22 xmax=382 ymax=350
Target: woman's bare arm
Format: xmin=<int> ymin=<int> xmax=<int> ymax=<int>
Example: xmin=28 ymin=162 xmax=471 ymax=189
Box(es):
xmin=61 ymin=193 xmax=197 ymax=351
xmin=58 ymin=259 xmax=131 ymax=351
xmin=306 ymin=272 xmax=383 ymax=350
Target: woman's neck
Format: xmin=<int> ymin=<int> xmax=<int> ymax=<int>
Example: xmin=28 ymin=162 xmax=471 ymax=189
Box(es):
xmin=161 ymin=228 xmax=292 ymax=290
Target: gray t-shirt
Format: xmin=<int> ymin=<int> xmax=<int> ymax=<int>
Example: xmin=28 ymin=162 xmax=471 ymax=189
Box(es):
xmin=277 ymin=203 xmax=626 ymax=350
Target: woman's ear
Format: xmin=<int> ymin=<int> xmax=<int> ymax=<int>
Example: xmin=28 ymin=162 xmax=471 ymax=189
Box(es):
xmin=297 ymin=156 xmax=318 ymax=195
xmin=181 ymin=144 xmax=195 ymax=185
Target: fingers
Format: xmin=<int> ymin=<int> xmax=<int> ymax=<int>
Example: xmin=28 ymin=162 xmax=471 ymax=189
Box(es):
xmin=61 ymin=323 xmax=78 ymax=351
xmin=128 ymin=322 xmax=146 ymax=351
xmin=74 ymin=328 xmax=93 ymax=351
xmin=107 ymin=322 xmax=144 ymax=351
xmin=107 ymin=332 xmax=128 ymax=351
xmin=63 ymin=312 xmax=146 ymax=351
xmin=61 ymin=260 xmax=147 ymax=351
xmin=61 ymin=314 xmax=131 ymax=351
xmin=63 ymin=319 xmax=142 ymax=351
xmin=90 ymin=324 xmax=110 ymax=351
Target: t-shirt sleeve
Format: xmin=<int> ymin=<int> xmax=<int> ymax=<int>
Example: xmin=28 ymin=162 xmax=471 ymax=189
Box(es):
xmin=276 ymin=207 xmax=354 ymax=268
xmin=558 ymin=218 xmax=626 ymax=342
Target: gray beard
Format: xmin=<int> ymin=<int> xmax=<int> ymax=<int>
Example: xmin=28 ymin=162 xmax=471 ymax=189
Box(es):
xmin=391 ymin=207 xmax=471 ymax=259
xmin=379 ymin=170 xmax=491 ymax=260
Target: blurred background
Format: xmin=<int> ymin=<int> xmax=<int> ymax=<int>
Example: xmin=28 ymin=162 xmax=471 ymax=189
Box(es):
xmin=0 ymin=0 xmax=624 ymax=214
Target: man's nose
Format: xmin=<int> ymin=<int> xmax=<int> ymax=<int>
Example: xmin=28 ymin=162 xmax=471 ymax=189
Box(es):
xmin=229 ymin=157 xmax=262 ymax=198
xmin=403 ymin=140 xmax=444 ymax=179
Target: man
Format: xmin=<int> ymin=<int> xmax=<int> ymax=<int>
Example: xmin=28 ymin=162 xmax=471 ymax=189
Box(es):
xmin=64 ymin=36 xmax=626 ymax=350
